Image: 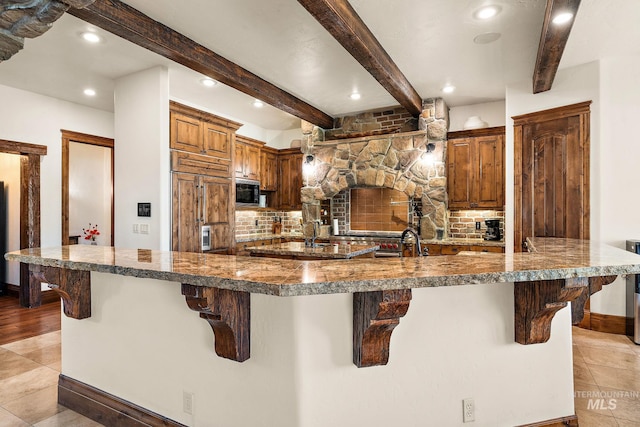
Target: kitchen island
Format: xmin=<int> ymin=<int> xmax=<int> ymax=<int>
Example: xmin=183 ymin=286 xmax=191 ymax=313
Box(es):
xmin=6 ymin=238 xmax=640 ymax=426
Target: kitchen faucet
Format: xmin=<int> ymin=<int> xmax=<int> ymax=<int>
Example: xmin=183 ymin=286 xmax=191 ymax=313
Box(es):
xmin=400 ymin=227 xmax=423 ymax=257
xmin=306 ymin=220 xmax=322 ymax=247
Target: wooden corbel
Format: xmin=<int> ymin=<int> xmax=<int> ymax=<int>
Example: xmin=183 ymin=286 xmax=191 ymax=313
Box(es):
xmin=181 ymin=284 xmax=250 ymax=362
xmin=514 ymin=278 xmax=588 ymax=344
xmin=571 ymin=276 xmax=618 ymax=324
xmin=29 ymin=265 xmax=91 ymax=319
xmin=353 ymin=289 xmax=412 ymax=367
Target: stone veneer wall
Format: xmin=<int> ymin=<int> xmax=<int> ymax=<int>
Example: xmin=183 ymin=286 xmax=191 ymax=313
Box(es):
xmin=235 ymin=210 xmax=302 ymax=237
xmin=300 ymin=98 xmax=449 ymax=239
xmin=448 ymin=210 xmax=505 ymax=240
xmin=325 ymin=106 xmax=417 ymax=139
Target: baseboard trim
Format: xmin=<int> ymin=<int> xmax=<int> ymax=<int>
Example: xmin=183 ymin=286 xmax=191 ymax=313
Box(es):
xmin=58 ymin=375 xmax=187 ymax=427
xmin=589 ymin=312 xmax=633 ymax=336
xmin=516 ymin=414 xmax=578 ymax=427
xmin=7 ymin=284 xmax=59 ymax=304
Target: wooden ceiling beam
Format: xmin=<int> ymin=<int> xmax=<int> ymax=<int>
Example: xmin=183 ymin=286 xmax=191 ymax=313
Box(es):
xmin=298 ymin=0 xmax=422 ymax=116
xmin=532 ymin=0 xmax=581 ymax=93
xmin=68 ymin=0 xmax=334 ymax=128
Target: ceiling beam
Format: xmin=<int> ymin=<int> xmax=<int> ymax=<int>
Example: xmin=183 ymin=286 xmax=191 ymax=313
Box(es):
xmin=532 ymin=0 xmax=581 ymax=93
xmin=67 ymin=0 xmax=334 ymax=128
xmin=298 ymin=0 xmax=422 ymax=116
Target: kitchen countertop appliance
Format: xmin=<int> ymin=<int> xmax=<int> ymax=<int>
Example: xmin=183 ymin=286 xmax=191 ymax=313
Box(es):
xmin=484 ymin=219 xmax=501 ymax=241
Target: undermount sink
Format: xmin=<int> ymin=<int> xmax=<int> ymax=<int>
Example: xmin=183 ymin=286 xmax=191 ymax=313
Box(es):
xmin=310 ymin=243 xmax=332 ymax=248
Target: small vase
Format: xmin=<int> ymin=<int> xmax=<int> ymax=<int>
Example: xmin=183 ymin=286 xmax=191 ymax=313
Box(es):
xmin=90 ymin=241 xmax=97 ymax=246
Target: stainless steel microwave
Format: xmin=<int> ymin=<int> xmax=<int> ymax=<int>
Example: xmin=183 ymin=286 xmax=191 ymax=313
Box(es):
xmin=236 ymin=178 xmax=260 ymax=206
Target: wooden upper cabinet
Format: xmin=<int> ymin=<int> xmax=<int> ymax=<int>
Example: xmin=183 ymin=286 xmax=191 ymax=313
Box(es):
xmin=277 ymin=149 xmax=303 ymax=210
xmin=235 ymin=136 xmax=263 ymax=181
xmin=170 ymin=101 xmax=241 ymax=162
xmin=260 ymin=147 xmax=278 ymax=192
xmin=170 ymin=112 xmax=202 ymax=154
xmin=447 ymin=126 xmax=505 ymax=210
xmin=203 ymin=121 xmax=232 ymax=159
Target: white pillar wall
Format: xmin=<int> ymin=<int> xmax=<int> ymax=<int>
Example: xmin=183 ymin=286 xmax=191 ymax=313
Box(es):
xmin=114 ymin=66 xmax=170 ymax=250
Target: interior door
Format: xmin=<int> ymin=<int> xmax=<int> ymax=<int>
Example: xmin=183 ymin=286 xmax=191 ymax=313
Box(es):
xmin=514 ymin=101 xmax=590 ymax=251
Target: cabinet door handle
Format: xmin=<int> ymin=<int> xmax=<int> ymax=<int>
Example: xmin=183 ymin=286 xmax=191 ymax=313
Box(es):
xmin=201 ymin=184 xmax=206 ymax=223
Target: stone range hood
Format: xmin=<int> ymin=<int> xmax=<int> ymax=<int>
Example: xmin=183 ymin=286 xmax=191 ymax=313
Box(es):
xmin=300 ymin=98 xmax=449 ymax=239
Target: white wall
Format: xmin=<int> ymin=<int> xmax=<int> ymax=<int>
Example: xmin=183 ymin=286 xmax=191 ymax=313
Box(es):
xmin=265 ymin=128 xmax=303 ymax=149
xmin=0 ymin=153 xmax=21 ymax=285
xmin=449 ymin=100 xmax=506 ymax=132
xmin=0 ymin=84 xmax=114 ymax=283
xmin=592 ymin=55 xmax=640 ymax=315
xmin=63 ymin=273 xmax=574 ymax=427
xmin=114 ymin=67 xmax=170 ymax=250
xmin=69 ymin=142 xmax=112 ymax=246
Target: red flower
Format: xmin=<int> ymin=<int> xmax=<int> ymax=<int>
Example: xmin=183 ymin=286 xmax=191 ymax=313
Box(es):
xmin=82 ymin=224 xmax=100 ymax=241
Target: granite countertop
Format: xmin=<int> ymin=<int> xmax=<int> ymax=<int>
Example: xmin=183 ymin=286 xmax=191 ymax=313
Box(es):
xmin=236 ymin=232 xmax=303 ymax=243
xmin=421 ymin=238 xmax=504 ymax=247
xmin=6 ymin=238 xmax=640 ymax=297
xmin=248 ymin=241 xmax=379 ymax=259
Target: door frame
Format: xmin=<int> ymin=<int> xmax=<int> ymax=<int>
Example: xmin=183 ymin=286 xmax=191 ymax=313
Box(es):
xmin=61 ymin=130 xmax=115 ymax=246
xmin=0 ymin=139 xmax=46 ymax=304
xmin=513 ymin=101 xmax=591 ymax=251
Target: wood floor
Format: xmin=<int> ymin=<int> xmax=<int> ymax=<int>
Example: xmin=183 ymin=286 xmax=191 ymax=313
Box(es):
xmin=0 ymin=296 xmax=61 ymax=345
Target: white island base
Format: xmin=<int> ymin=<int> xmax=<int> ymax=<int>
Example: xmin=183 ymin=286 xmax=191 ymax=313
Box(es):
xmin=60 ymin=272 xmax=575 ymax=427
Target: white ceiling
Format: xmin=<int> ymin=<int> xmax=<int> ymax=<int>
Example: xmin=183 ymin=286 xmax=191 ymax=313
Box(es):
xmin=0 ymin=0 xmax=636 ymax=131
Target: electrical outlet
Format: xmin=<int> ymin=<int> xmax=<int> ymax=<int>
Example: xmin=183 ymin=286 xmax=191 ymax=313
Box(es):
xmin=463 ymin=398 xmax=475 ymax=423
xmin=183 ymin=391 xmax=194 ymax=415
xmin=475 ymin=221 xmax=481 ymax=230
xmin=140 ymin=224 xmax=149 ymax=234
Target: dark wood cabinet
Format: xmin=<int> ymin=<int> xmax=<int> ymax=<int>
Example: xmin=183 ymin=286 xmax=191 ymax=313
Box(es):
xmin=170 ymin=102 xmax=241 ymax=253
xmin=260 ymin=147 xmax=278 ymax=192
xmin=169 ymin=101 xmax=239 ymax=160
xmin=172 ymin=173 xmax=233 ymax=253
xmin=447 ymin=126 xmax=505 ymax=210
xmin=235 ymin=136 xmax=262 ymax=181
xmin=277 ymin=149 xmax=303 ymax=210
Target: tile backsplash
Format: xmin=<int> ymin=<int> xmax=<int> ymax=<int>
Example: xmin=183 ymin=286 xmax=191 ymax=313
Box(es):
xmin=235 ymin=210 xmax=302 ymax=236
xmin=448 ymin=210 xmax=504 ymax=240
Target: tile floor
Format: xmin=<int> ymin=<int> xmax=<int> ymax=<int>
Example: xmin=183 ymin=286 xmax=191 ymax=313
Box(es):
xmin=573 ymin=327 xmax=640 ymax=426
xmin=0 ymin=331 xmax=103 ymax=426
xmin=0 ymin=326 xmax=638 ymax=426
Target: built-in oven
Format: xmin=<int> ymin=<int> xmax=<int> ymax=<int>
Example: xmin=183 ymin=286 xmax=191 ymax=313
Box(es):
xmin=236 ymin=178 xmax=260 ymax=207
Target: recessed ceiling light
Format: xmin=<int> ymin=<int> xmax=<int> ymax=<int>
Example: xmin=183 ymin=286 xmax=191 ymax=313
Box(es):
xmin=442 ymin=85 xmax=455 ymax=94
xmin=349 ymin=92 xmax=361 ymax=100
xmin=80 ymin=31 xmax=101 ymax=43
xmin=473 ymin=32 xmax=501 ymax=44
xmin=83 ymin=88 xmax=96 ymax=96
xmin=552 ymin=12 xmax=574 ymax=25
xmin=474 ymin=5 xmax=501 ymax=20
xmin=253 ymin=99 xmax=264 ymax=108
xmin=201 ymin=78 xmax=217 ymax=87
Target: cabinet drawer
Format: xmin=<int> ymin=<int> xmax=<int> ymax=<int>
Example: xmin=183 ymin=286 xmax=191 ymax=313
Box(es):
xmin=469 ymin=245 xmax=504 ymax=253
xmin=423 ymin=244 xmax=442 ymax=256
xmin=171 ymin=151 xmax=231 ymax=177
xmin=441 ymin=245 xmax=470 ymax=255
